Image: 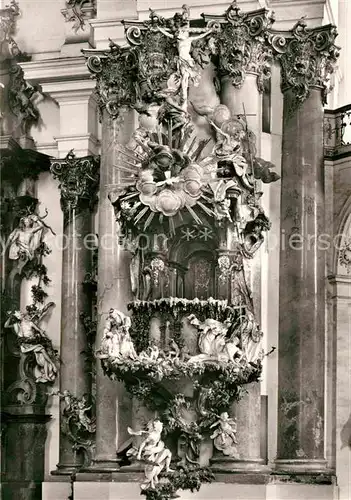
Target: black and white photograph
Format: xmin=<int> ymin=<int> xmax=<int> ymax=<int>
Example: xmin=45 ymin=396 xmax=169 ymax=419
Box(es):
xmin=0 ymin=1 xmax=350 ymax=499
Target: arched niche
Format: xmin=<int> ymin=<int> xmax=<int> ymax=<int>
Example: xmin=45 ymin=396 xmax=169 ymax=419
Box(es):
xmin=327 ymin=196 xmax=351 ymax=500
xmin=168 ymin=224 xmax=219 ymax=300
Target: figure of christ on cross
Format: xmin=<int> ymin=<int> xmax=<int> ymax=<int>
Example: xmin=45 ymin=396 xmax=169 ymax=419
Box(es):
xmin=156 ymin=22 xmax=213 ymax=105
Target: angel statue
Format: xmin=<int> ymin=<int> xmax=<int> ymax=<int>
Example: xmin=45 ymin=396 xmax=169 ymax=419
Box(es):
xmin=4 ymin=303 xmax=57 ymax=383
xmin=7 ymin=210 xmax=55 ymax=273
xmin=231 ymin=310 xmax=264 ymax=365
xmin=97 ymin=308 xmax=137 ymax=360
xmin=127 ymin=419 xmax=174 ymax=490
xmin=157 ymin=6 xmax=213 ymax=105
xmin=210 ymin=412 xmax=239 ymax=458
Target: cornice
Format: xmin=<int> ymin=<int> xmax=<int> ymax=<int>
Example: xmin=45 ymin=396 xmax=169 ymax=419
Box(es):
xmin=40 ymin=79 xmax=96 ymax=102
xmin=18 ymin=56 xmax=90 ymax=85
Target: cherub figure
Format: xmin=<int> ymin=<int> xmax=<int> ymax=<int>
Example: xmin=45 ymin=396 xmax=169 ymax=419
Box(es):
xmin=5 ymin=303 xmax=57 ymax=383
xmin=7 ymin=211 xmax=54 ymax=273
xmin=127 ymin=419 xmax=173 ymax=490
xmin=210 ymin=412 xmax=239 ymax=457
xmin=139 ymin=342 xmax=160 ymax=363
xmin=157 ymin=9 xmax=213 ymax=104
xmin=56 ymin=391 xmax=96 ymax=434
xmin=77 ymin=394 xmax=96 ymax=434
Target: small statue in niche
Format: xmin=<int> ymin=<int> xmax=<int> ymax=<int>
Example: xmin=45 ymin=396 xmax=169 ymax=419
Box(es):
xmin=5 ymin=303 xmax=58 ymax=383
xmin=97 ymin=309 xmax=137 ymax=360
xmin=7 ymin=211 xmax=55 ymax=273
xmin=127 ymin=419 xmax=174 ymax=490
xmin=210 ymin=412 xmax=239 ymax=458
xmin=235 ymin=192 xmax=262 ymax=233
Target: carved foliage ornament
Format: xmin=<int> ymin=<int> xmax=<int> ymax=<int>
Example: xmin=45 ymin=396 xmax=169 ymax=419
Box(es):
xmin=0 ymin=0 xmax=20 ymax=60
xmin=61 ymin=0 xmax=96 ymax=34
xmin=50 ymin=150 xmax=100 ymax=216
xmin=57 ymin=390 xmax=96 ymax=466
xmin=8 ymin=64 xmax=40 ymax=134
xmin=123 ymin=18 xmax=178 ymax=104
xmin=268 ymin=19 xmax=340 ymax=105
xmin=86 ymin=43 xmax=138 ymax=118
xmin=204 ymin=3 xmax=275 ymax=92
xmin=339 ymin=239 xmax=351 ymax=274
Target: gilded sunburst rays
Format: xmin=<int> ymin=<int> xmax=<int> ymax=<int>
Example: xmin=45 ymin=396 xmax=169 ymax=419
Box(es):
xmin=113 ymin=122 xmax=217 ymax=233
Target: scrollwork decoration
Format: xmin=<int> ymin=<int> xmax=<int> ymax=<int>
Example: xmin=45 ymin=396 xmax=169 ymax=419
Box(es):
xmin=61 ymin=0 xmax=96 ymax=34
xmin=8 ymin=64 xmax=40 ymax=135
xmin=85 ymin=42 xmax=138 ymax=119
xmin=50 ymin=150 xmax=100 ymax=217
xmin=56 ymin=390 xmax=96 ymax=467
xmin=268 ymin=18 xmax=340 ymax=107
xmin=203 ymin=2 xmax=275 ymax=92
xmin=339 ymin=239 xmax=351 ymax=274
xmin=0 ymin=0 xmax=21 ymax=61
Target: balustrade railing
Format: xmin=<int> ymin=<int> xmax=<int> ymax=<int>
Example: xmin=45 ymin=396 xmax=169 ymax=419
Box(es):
xmin=324 ymin=103 xmax=351 ymax=159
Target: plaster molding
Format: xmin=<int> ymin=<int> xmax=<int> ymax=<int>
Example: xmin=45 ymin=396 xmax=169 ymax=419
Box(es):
xmin=54 ymin=133 xmax=100 ymax=158
xmin=267 ymin=0 xmax=326 ymax=29
xmin=89 ymin=18 xmax=125 ymax=49
xmin=41 ymin=80 xmax=96 ymax=104
xmin=35 ymin=142 xmax=58 ymax=157
xmin=18 ymin=57 xmax=90 ymax=85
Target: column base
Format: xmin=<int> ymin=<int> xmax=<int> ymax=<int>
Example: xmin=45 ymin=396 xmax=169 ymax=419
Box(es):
xmin=211 ymin=457 xmax=267 ymax=472
xmin=274 ymin=459 xmax=328 ymax=473
xmin=52 ymin=463 xmax=83 ymax=475
xmin=82 ymin=458 xmax=121 ymax=473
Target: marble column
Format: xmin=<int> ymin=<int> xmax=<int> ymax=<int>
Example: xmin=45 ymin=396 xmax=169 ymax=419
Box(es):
xmin=215 ymin=74 xmax=264 ymax=470
xmin=51 ymin=154 xmax=99 ymax=473
xmin=275 ymin=86 xmax=326 ymax=472
xmin=91 ymin=109 xmax=135 ymax=470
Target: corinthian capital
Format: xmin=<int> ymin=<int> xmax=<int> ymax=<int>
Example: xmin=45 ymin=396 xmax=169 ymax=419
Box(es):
xmin=204 ymin=3 xmax=275 ymax=92
xmin=83 ymin=42 xmax=137 ymax=119
xmin=50 ymin=150 xmax=100 ymax=216
xmin=268 ymin=19 xmax=340 ymax=105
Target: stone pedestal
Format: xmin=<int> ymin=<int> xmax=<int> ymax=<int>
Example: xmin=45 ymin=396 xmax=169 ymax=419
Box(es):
xmin=276 ymin=87 xmax=326 ymax=472
xmin=1 ymin=411 xmax=50 ymax=500
xmin=91 ymin=110 xmax=135 ymax=471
